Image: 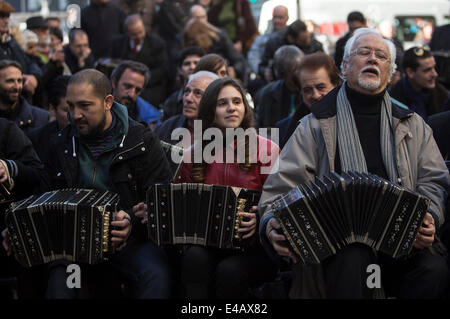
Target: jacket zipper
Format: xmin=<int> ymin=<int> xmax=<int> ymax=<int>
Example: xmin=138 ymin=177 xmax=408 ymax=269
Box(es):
xmin=92 ymin=164 xmax=97 ymax=184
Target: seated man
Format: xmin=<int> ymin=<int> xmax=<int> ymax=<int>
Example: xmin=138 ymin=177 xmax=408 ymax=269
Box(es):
xmin=0 ymin=117 xmax=45 ymax=298
xmin=6 ymin=69 xmax=173 ymax=298
xmin=258 ymin=28 xmax=449 ymax=299
xmin=0 ymin=60 xmax=49 ymax=133
xmin=28 ymin=75 xmax=71 ymax=163
xmin=161 ymin=46 xmax=204 ymax=121
xmin=155 ymin=71 xmax=218 ymax=147
xmin=390 ymin=46 xmax=450 ymax=121
xmin=63 ymin=29 xmax=95 ymax=74
xmin=276 ymin=52 xmax=342 ymax=148
xmin=111 ymin=60 xmax=161 ymax=129
xmin=255 ymin=45 xmax=304 ymax=128
xmin=0 ymin=2 xmax=41 ymax=95
xmin=110 ymin=14 xmax=168 ymax=107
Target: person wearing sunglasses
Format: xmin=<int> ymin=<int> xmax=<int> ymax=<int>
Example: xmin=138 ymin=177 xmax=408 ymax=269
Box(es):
xmin=389 ymin=46 xmax=450 ymax=121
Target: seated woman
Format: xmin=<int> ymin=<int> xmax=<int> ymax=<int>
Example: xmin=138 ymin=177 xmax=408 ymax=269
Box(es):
xmin=175 ymin=77 xmax=280 ymax=298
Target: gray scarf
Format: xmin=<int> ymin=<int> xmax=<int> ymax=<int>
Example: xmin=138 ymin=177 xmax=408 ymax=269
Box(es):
xmin=336 ymin=82 xmax=399 ymax=183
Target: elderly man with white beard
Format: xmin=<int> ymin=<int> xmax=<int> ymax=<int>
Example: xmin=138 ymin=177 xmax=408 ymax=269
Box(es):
xmin=258 ymin=28 xmax=450 ymax=298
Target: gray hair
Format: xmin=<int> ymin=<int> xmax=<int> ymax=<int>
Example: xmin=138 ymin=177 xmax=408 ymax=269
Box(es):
xmin=273 ymin=45 xmax=305 ymax=80
xmin=187 ymin=71 xmax=219 ymax=84
xmin=341 ymin=27 xmax=397 ymax=79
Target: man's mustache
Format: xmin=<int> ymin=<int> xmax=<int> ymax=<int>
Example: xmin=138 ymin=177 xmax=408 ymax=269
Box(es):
xmin=360 ymin=66 xmax=380 ymax=76
xmin=75 ymin=119 xmax=88 ymax=125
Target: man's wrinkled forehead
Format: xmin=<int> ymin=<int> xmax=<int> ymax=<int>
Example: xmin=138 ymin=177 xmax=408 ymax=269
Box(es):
xmin=187 ymin=76 xmax=213 ymax=91
xmin=352 ymin=33 xmax=388 ymax=53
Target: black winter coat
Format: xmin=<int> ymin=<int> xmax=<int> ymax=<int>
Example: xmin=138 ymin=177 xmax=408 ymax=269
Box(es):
xmin=0 ymin=118 xmax=44 ymax=225
xmin=41 ymin=118 xmax=172 ymax=237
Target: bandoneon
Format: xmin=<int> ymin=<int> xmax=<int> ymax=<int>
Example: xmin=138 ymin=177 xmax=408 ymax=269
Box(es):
xmin=146 ymin=183 xmax=260 ymax=249
xmin=272 ymin=172 xmax=429 ymax=264
xmin=5 ymin=189 xmax=119 ymax=267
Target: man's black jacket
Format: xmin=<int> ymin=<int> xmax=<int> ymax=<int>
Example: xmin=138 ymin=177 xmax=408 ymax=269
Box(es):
xmin=110 ymin=33 xmax=169 ymax=107
xmin=0 ymin=118 xmax=44 ymax=227
xmin=41 ymin=118 xmax=172 ymax=237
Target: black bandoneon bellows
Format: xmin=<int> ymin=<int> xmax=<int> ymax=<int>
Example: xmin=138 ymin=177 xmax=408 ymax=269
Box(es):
xmin=272 ymin=172 xmax=429 ymax=264
xmin=146 ymin=183 xmax=260 ymax=249
xmin=5 ymin=189 xmax=119 ymax=267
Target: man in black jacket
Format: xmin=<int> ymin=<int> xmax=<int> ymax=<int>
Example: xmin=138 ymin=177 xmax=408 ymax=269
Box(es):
xmin=28 ymin=75 xmax=70 ymax=164
xmin=155 ymin=71 xmax=218 ymax=147
xmin=0 ymin=2 xmax=41 ymax=96
xmin=110 ymin=14 xmax=168 ymax=107
xmin=390 ymin=46 xmax=450 ymax=121
xmin=334 ymin=11 xmax=367 ymax=72
xmin=0 ymin=117 xmax=45 ymax=298
xmin=161 ymin=46 xmax=205 ymax=121
xmin=63 ymin=29 xmax=95 ymax=74
xmin=38 ymin=69 xmax=173 ymax=298
xmin=0 ymin=60 xmax=49 ymax=133
xmin=259 ymin=19 xmax=323 ymax=83
xmin=255 ymin=45 xmax=304 ymax=128
xmin=81 ymin=0 xmax=126 ymax=60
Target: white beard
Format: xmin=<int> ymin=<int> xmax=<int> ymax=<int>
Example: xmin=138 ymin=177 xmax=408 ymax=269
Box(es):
xmin=357 ymin=76 xmax=381 ymax=91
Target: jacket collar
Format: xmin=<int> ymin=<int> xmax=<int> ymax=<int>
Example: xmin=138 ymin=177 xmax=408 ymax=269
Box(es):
xmin=271 ymin=80 xmax=286 ymax=104
xmin=311 ymin=84 xmax=414 ymax=121
xmin=16 ymin=96 xmax=35 ymax=128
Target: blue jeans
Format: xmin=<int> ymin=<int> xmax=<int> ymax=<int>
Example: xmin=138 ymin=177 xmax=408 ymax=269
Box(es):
xmin=46 ymin=238 xmax=171 ymax=299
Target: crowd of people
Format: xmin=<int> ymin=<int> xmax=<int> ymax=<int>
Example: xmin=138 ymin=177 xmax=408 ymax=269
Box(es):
xmin=0 ymin=0 xmax=449 ymax=299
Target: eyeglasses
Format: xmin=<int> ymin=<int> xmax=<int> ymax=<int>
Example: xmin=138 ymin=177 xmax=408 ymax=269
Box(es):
xmin=413 ymin=46 xmax=430 ymax=57
xmin=351 ymin=47 xmax=390 ymax=62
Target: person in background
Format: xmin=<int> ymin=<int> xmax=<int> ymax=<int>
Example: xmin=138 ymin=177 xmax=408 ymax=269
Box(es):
xmin=247 ymin=5 xmax=289 ymax=74
xmin=26 ymin=16 xmax=50 ymax=64
xmin=81 ymin=0 xmax=126 ymax=60
xmin=181 ymin=5 xmax=247 ymax=81
xmin=390 ymin=46 xmax=450 ymax=121
xmin=45 ymin=17 xmax=60 ymax=29
xmin=28 ymin=75 xmax=71 ymax=164
xmin=110 ymin=14 xmax=169 ymax=107
xmin=63 ymin=29 xmax=95 ymax=74
xmin=259 ymin=19 xmax=323 ymax=83
xmin=207 ymin=0 xmax=259 ymax=55
xmin=255 ymin=45 xmax=304 ymax=128
xmin=0 ymin=60 xmax=49 ymax=133
xmin=111 ymin=60 xmax=162 ymax=129
xmin=193 ymin=53 xmax=229 ymax=78
xmin=155 ymin=71 xmax=218 ymax=147
xmin=334 ymin=11 xmax=367 ymax=72
xmin=276 ymin=52 xmax=342 ymax=148
xmin=0 ymin=2 xmax=41 ymax=100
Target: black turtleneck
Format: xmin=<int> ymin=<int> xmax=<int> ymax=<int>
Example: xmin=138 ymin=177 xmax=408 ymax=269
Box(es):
xmin=336 ymin=83 xmax=389 ymax=179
